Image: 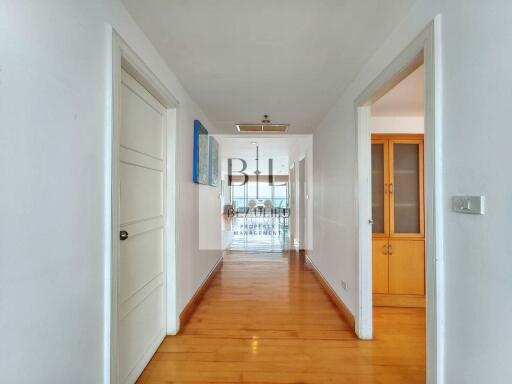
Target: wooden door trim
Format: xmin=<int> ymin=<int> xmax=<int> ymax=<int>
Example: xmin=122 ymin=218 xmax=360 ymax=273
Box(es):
xmin=372 ymin=133 xmax=424 ymax=140
xmin=371 ymin=138 xmax=390 ymax=237
xmin=388 ymin=137 xmax=425 ymax=238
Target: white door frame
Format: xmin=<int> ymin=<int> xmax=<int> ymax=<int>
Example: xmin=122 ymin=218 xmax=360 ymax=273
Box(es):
xmin=298 ymin=156 xmax=306 ymax=250
xmin=289 ymin=162 xmax=296 ymax=247
xmin=354 ymin=18 xmax=443 ymax=384
xmin=107 ymin=30 xmax=179 ymax=384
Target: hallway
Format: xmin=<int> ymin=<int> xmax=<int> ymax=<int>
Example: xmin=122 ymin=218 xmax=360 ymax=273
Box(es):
xmin=229 ymin=216 xmax=289 ymax=253
xmin=137 ymin=251 xmax=425 ymax=383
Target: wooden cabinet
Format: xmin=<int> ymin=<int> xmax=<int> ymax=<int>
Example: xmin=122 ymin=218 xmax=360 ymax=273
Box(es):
xmin=372 ymin=239 xmax=389 ymax=294
xmin=388 ymin=239 xmax=424 ymax=295
xmin=372 ymin=135 xmax=425 ymax=307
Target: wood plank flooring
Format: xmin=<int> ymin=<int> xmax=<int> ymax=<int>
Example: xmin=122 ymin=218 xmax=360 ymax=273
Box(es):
xmin=137 ymin=250 xmax=425 ymax=383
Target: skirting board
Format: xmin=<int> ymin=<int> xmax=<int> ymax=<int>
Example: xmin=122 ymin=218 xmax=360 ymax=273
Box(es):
xmin=305 ymin=255 xmax=356 ymax=332
xmin=179 ymin=257 xmax=223 ymax=331
xmin=373 ymin=293 xmax=425 ymax=308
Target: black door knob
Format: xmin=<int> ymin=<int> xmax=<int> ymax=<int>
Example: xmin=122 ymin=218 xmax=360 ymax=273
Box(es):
xmin=120 ymin=230 xmax=129 ymax=241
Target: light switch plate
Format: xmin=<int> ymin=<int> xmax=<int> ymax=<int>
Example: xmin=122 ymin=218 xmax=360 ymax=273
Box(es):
xmin=452 ymin=195 xmax=485 ymax=215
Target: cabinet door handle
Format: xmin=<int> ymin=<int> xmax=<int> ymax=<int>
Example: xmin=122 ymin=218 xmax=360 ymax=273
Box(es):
xmin=389 ymin=183 xmax=394 ymax=193
xmin=388 ymin=244 xmax=393 ymax=255
xmin=383 ymin=244 xmax=388 ymax=255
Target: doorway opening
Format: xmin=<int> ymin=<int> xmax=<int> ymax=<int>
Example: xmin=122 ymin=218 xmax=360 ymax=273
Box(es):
xmin=288 ymin=154 xmax=308 ymax=252
xmin=109 ymin=32 xmax=179 ymax=384
xmin=355 ymin=21 xmax=442 ymax=384
xmin=371 ymin=62 xmax=426 ymax=377
xmin=217 ymin=135 xmax=312 ymax=253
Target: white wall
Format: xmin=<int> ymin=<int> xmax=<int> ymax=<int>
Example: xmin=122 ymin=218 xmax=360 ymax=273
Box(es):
xmin=0 ymin=1 xmax=221 ymax=383
xmin=220 ymin=174 xmax=233 ymax=250
xmin=370 ymin=116 xmax=424 ymax=133
xmin=311 ymin=0 xmax=512 ymax=382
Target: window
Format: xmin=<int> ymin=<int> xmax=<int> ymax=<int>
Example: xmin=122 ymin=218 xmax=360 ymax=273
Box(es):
xmin=231 ymin=179 xmax=289 ymax=209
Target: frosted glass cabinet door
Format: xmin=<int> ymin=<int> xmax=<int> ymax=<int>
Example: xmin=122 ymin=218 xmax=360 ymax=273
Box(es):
xmin=371 ymin=141 xmax=388 ymax=235
xmin=390 ymin=140 xmax=424 ymax=236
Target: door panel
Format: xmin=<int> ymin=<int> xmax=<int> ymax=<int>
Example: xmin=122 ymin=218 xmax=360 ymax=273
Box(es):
xmin=121 ymin=73 xmax=164 ymax=159
xmin=372 ymin=239 xmax=389 ymax=294
xmin=119 ymin=228 xmax=164 ymax=303
xmin=388 ymin=239 xmax=425 ymax=295
xmin=389 ymin=139 xmax=424 ymax=237
xmin=118 ymin=69 xmax=166 ymax=383
xmin=371 ymin=141 xmax=389 ymax=236
xmin=120 ymin=162 xmax=163 ymax=224
xmin=118 ymin=286 xmax=164 ymax=380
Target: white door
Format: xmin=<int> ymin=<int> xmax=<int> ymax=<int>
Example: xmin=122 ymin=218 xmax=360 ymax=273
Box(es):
xmin=117 ymin=69 xmax=166 ymax=383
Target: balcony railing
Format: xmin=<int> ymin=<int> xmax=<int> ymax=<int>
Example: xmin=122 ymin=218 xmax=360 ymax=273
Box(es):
xmin=231 ymin=197 xmax=288 ymax=210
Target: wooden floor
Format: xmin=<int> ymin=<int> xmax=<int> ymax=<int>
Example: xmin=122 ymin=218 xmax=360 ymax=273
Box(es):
xmin=137 ymin=250 xmax=425 ymax=383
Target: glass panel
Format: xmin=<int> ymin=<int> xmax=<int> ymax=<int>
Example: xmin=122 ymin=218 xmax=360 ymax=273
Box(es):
xmin=393 ymin=143 xmax=420 ymax=233
xmin=231 ymin=183 xmax=246 ymax=209
xmin=257 ymin=180 xmax=273 ymax=201
xmin=371 ymin=143 xmax=385 ymax=233
xmin=273 ymin=183 xmax=288 ymax=208
xmin=247 ymin=181 xmax=257 ymax=201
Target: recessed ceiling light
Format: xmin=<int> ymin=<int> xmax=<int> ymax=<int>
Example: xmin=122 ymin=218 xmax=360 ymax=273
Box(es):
xmin=251 ymin=142 xmax=257 ymax=145
xmin=237 ymin=114 xmax=289 ymax=133
xmin=236 ymin=124 xmax=289 ymax=132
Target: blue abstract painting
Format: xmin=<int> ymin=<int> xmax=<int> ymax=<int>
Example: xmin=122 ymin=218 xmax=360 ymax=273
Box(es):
xmin=208 ymin=136 xmax=219 ymax=186
xmin=193 ymin=120 xmax=209 ymax=184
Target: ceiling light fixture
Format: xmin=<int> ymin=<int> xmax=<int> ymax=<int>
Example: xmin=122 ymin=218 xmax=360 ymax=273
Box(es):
xmin=236 ymin=114 xmax=289 ymax=133
xmin=261 ymin=114 xmax=271 ymax=124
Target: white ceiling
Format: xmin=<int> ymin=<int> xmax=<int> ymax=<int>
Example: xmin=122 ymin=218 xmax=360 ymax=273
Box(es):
xmin=122 ymin=0 xmax=417 ymax=133
xmin=372 ymin=64 xmax=424 ymax=116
